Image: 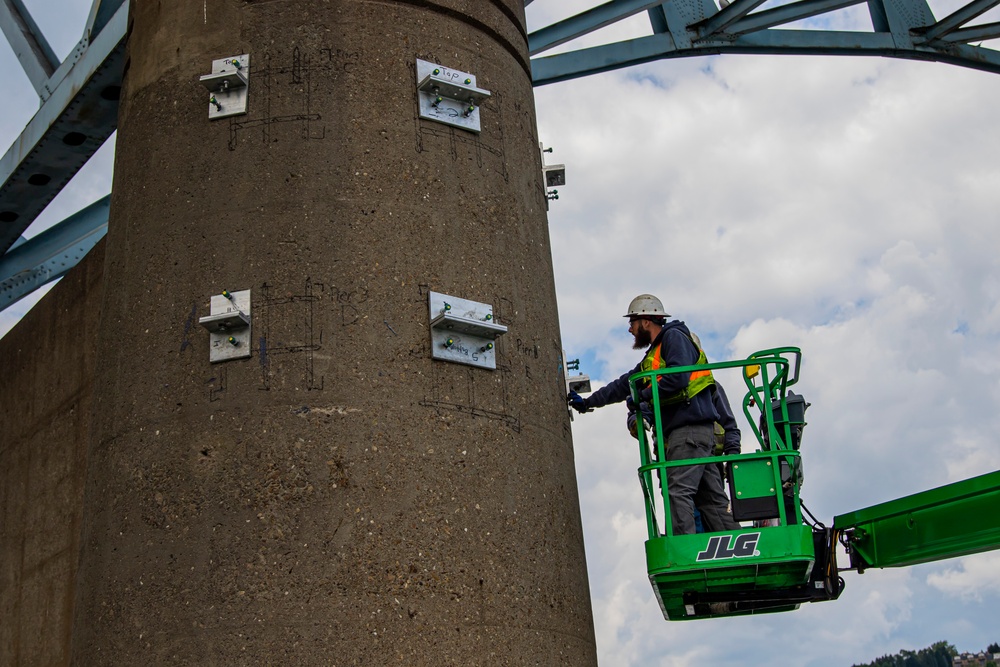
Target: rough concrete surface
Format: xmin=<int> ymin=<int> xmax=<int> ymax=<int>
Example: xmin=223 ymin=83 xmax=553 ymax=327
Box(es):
xmin=1 ymin=243 xmax=105 ymax=666
xmin=65 ymin=1 xmax=597 ymax=665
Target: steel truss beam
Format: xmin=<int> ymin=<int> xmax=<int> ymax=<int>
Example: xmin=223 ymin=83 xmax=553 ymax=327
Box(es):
xmin=917 ymin=0 xmax=1000 ymax=42
xmin=0 ymin=195 xmax=107 ymax=311
xmin=0 ymin=0 xmax=126 ymax=257
xmin=529 ymin=0 xmax=667 ymax=55
xmin=529 ymin=0 xmax=1000 ymax=85
xmin=0 ymin=0 xmax=59 ymax=96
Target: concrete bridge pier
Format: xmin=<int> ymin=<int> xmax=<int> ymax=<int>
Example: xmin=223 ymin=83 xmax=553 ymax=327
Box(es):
xmin=69 ymin=1 xmax=597 ymax=664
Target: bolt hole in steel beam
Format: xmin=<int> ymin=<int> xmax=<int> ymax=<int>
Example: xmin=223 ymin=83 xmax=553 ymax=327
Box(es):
xmin=0 ymin=211 xmax=17 ymax=223
xmin=27 ymin=174 xmax=51 ymax=186
xmin=61 ymin=131 xmax=87 ymax=146
xmin=99 ymin=85 xmax=120 ymax=101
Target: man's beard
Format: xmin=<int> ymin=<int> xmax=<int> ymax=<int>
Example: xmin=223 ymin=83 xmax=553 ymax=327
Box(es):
xmin=632 ymin=326 xmax=652 ymax=350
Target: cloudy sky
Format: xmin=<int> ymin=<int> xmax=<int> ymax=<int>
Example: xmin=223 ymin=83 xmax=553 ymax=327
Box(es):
xmin=529 ymin=1 xmax=1000 ymax=665
xmin=4 ymin=1 xmax=1000 ymax=665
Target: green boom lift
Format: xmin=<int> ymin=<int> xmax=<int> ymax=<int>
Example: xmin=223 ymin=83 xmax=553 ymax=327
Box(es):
xmin=627 ymin=347 xmax=1000 ymax=620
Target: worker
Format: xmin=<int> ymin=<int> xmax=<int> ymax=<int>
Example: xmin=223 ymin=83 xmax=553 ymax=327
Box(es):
xmin=626 ymin=362 xmax=740 ymax=456
xmin=568 ymin=294 xmax=740 ymax=535
xmin=628 ymin=378 xmax=742 ymax=532
xmin=684 ymin=329 xmax=742 ymax=459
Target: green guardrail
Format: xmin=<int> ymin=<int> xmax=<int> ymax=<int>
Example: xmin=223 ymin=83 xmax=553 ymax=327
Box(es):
xmin=625 ymin=347 xmax=838 ymax=620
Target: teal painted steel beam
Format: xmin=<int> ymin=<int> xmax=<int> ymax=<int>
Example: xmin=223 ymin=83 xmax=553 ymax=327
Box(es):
xmin=657 ymin=0 xmax=718 ymax=50
xmin=531 ymin=26 xmax=1000 ymax=85
xmin=532 ymin=30 xmax=897 ymax=85
xmin=867 ymin=0 xmax=936 ymax=42
xmin=725 ymin=31 xmax=1000 ymax=74
xmin=942 ymin=21 xmax=1000 ymax=43
xmin=724 ymin=0 xmax=867 ymax=36
xmin=0 ymin=0 xmax=126 ymax=255
xmin=834 ymin=470 xmax=1000 ymax=570
xmin=86 ymin=0 xmax=125 ymax=40
xmin=0 ymin=195 xmax=108 ymax=312
xmin=528 ymin=0 xmax=666 ymax=55
xmin=917 ymin=0 xmax=1000 ymax=42
xmin=647 ymin=5 xmax=669 ymax=33
xmin=533 ymin=33 xmax=675 ymax=85
xmin=0 ymin=0 xmax=59 ymax=96
xmin=732 ymin=29 xmax=907 ymax=50
xmin=695 ymin=0 xmax=769 ymax=39
xmin=924 ymin=39 xmax=1000 ymax=71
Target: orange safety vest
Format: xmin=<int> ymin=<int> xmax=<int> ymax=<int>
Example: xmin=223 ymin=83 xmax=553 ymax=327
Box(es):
xmin=640 ymin=333 xmax=715 ymax=405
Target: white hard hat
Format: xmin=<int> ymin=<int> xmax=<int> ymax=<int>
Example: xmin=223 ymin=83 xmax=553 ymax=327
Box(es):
xmin=624 ymin=294 xmax=669 ymax=318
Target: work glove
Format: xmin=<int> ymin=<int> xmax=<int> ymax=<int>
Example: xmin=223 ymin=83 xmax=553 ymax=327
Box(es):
xmin=720 ymin=447 xmax=739 ymax=479
xmin=567 ymin=391 xmax=592 ymax=413
xmin=625 ymin=395 xmax=636 ymax=413
xmin=627 ymin=403 xmax=653 ymax=439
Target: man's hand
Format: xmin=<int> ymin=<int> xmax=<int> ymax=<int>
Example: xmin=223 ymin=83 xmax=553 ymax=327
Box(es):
xmin=567 ymin=391 xmax=592 ymax=414
xmin=627 ymin=404 xmax=654 ymax=439
xmin=626 ymin=411 xmax=638 ymax=438
xmin=721 ymin=448 xmax=740 ymax=479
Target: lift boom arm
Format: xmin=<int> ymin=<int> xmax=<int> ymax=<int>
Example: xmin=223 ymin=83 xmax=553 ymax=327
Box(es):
xmin=834 ymin=470 xmax=1000 ymax=572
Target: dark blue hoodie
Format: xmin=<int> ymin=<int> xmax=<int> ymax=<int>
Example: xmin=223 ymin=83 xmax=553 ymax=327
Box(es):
xmin=586 ymin=320 xmax=721 ymax=434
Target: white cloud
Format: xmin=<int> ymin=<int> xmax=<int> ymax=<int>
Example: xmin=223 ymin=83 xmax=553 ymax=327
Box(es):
xmin=927 ymin=552 xmax=1000 ymax=602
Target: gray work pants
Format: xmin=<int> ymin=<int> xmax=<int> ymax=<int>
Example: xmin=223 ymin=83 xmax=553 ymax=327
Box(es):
xmin=666 ymin=423 xmax=741 ymax=535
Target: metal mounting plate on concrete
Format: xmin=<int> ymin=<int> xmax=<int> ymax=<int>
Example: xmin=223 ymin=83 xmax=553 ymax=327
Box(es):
xmin=568 ymin=374 xmax=591 ymax=394
xmin=429 ymin=291 xmax=507 ymax=370
xmin=416 ymin=59 xmax=491 ymax=134
xmin=199 ymin=289 xmax=251 ymax=362
xmin=544 ymin=165 xmax=566 ymax=187
xmin=199 ymin=54 xmax=249 ymax=120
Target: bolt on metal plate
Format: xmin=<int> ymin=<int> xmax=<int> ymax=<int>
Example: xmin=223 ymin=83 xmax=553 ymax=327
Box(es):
xmin=416 ymin=59 xmax=491 ymax=133
xmin=198 ymin=289 xmax=251 ymax=362
xmin=429 ymin=291 xmax=507 ymax=370
xmin=200 ymin=54 xmax=250 ymax=120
